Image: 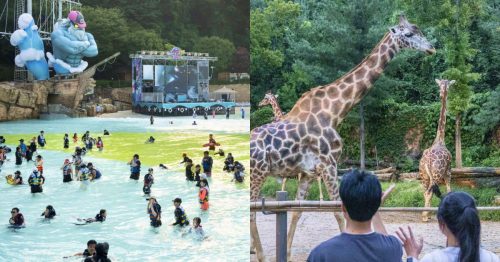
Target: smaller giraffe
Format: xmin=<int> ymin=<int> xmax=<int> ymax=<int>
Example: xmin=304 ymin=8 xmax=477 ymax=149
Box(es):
xmin=258 ymin=92 xmax=324 ymax=199
xmin=258 ymin=92 xmax=285 ymax=122
xmin=419 ymin=79 xmax=455 ymax=222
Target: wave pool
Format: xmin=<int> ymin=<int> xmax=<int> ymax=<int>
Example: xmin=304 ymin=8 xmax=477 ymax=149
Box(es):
xmin=0 ymin=116 xmax=249 ymax=261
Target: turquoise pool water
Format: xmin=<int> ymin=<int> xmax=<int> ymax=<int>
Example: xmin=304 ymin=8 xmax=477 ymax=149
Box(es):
xmin=0 ymin=117 xmax=249 ymax=261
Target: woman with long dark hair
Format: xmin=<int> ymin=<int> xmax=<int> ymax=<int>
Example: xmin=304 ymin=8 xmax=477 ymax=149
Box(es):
xmin=397 ymin=192 xmax=499 ymax=262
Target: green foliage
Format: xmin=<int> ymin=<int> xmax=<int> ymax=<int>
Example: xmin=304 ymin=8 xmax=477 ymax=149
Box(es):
xmin=250 ymin=107 xmax=275 ymax=130
xmin=193 ymin=37 xmax=236 ymax=73
xmin=250 ymin=0 xmax=500 ymax=168
xmin=0 ymin=0 xmax=249 ymax=81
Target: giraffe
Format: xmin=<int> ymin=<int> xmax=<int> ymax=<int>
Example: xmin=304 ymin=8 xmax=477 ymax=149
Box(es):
xmin=258 ymin=92 xmax=285 ymax=122
xmin=250 ymin=15 xmax=436 ymax=262
xmin=258 ymin=91 xmax=325 ymax=198
xmin=419 ymin=79 xmax=454 ymax=222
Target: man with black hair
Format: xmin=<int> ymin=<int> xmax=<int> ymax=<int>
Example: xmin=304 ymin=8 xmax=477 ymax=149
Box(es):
xmin=308 ymin=169 xmax=400 ymax=262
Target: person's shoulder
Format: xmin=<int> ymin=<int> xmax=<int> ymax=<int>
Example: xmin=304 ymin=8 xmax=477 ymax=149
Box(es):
xmin=308 ymin=236 xmax=343 ymax=261
xmin=480 ymin=248 xmax=500 ymax=262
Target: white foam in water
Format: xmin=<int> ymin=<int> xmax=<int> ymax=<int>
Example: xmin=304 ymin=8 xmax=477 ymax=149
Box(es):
xmin=0 ymin=116 xmax=249 ymax=261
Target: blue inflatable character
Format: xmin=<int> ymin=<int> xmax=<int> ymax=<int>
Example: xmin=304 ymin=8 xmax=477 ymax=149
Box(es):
xmin=9 ymin=13 xmax=49 ymax=80
xmin=47 ymin=10 xmax=98 ymax=75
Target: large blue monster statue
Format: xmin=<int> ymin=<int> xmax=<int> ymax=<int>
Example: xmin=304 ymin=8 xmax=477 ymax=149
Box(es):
xmin=10 ymin=13 xmax=49 ymax=80
xmin=47 ymin=10 xmax=98 ymax=75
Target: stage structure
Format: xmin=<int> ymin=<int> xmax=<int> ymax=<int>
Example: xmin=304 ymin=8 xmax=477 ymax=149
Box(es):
xmin=130 ymin=49 xmax=236 ymax=116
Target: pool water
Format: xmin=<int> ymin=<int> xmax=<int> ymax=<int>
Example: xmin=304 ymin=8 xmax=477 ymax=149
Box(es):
xmin=0 ymin=117 xmax=249 ymax=261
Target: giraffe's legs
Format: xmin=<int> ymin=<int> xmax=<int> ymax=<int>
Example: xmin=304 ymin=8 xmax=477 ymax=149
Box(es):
xmin=281 ymin=178 xmax=287 ymax=191
xmin=321 ymin=164 xmax=345 ymax=232
xmin=445 ymin=170 xmax=452 ymax=193
xmin=250 ymin=175 xmax=265 ymax=262
xmin=287 ymin=174 xmax=313 ymax=261
xmin=317 ymin=176 xmax=323 ymax=201
xmin=422 ymin=188 xmax=433 ymax=222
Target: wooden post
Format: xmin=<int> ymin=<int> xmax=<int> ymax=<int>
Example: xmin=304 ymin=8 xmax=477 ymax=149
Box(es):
xmin=276 ymin=191 xmax=288 ymax=262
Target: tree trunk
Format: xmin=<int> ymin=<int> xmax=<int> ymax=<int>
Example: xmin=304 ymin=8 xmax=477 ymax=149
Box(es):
xmin=360 ymin=102 xmax=365 ymax=170
xmin=455 ymin=112 xmax=463 ymax=168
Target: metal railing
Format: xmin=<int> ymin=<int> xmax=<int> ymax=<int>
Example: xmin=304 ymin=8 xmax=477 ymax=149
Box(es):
xmin=252 ymin=191 xmax=500 ymax=262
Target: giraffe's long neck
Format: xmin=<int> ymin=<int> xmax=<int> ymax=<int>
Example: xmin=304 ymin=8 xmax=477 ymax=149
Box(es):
xmin=269 ymin=98 xmax=284 ymax=118
xmin=433 ymin=92 xmax=448 ymax=145
xmin=286 ymin=33 xmax=399 ymax=127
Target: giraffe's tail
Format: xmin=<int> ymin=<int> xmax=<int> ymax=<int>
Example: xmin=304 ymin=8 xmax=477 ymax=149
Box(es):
xmin=431 ymin=183 xmax=442 ymax=199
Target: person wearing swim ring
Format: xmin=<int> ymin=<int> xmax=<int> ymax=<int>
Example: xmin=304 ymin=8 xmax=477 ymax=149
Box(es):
xmin=41 ymin=205 xmax=56 ymax=219
xmin=28 ymin=169 xmax=45 ymax=193
xmin=147 ymin=197 xmax=162 ymax=227
xmin=61 ymin=159 xmax=73 ymax=182
xmin=78 ymin=164 xmax=92 ymax=182
xmin=199 ymin=179 xmax=209 ymax=210
xmin=143 ymin=168 xmax=154 ymax=195
xmin=13 ymin=171 xmax=23 ymax=184
xmin=9 ymin=208 xmax=25 ymax=227
xmin=128 ymin=154 xmax=141 ymax=180
xmin=171 ymin=198 xmax=189 ymax=227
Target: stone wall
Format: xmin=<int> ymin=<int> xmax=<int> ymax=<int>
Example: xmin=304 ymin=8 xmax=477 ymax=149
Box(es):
xmin=0 ymin=81 xmax=50 ymax=121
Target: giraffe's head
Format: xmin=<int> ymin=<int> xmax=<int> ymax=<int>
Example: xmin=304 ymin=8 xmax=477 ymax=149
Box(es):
xmin=435 ymin=79 xmax=456 ymax=98
xmin=390 ymin=15 xmax=435 ymax=55
xmin=258 ymin=92 xmax=278 ymax=107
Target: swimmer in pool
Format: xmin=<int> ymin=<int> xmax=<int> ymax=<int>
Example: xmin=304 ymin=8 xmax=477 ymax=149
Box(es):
xmin=183 ymin=217 xmax=205 ymax=237
xmin=77 ymin=209 xmax=106 ymax=223
xmin=66 ymin=239 xmax=96 ymax=258
xmin=41 ymin=205 xmax=56 ymax=219
xmin=9 ymin=207 xmax=25 ymax=227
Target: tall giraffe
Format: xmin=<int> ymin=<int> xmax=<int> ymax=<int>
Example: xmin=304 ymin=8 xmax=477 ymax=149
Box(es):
xmin=419 ymin=79 xmax=454 ymax=222
xmin=250 ymin=15 xmax=435 ymax=262
xmin=259 ymin=91 xmax=324 ymax=197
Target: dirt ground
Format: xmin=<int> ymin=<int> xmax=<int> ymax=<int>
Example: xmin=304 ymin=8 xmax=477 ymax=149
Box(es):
xmin=250 ymin=212 xmax=500 ymax=262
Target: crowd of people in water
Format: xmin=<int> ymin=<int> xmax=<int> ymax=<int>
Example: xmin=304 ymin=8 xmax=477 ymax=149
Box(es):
xmin=0 ymin=127 xmax=245 ymax=260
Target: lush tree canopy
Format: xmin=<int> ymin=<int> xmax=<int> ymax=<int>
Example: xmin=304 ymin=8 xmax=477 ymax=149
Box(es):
xmin=0 ymin=0 xmax=249 ymax=81
xmin=251 ymin=0 xmax=500 ymax=168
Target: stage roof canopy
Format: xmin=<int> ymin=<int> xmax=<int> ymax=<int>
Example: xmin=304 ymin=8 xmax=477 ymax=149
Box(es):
xmin=213 ymin=86 xmax=237 ymax=93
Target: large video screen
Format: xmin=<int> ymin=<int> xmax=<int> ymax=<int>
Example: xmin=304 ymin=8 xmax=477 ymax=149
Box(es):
xmin=155 ymin=65 xmax=199 ymax=102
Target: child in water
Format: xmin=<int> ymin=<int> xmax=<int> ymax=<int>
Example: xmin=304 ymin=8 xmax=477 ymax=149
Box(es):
xmin=96 ymin=137 xmax=103 ymax=151
xmin=185 ymin=159 xmax=194 ymax=181
xmin=171 ymin=198 xmax=189 ymax=227
xmin=183 ymin=217 xmax=205 ymax=237
xmin=61 ymin=159 xmax=73 ymax=182
xmin=64 ymin=134 xmax=69 ymax=149
xmin=194 ymin=164 xmax=201 ymax=187
xmin=198 ymin=179 xmax=209 ymax=210
xmin=73 ymin=133 xmax=78 ymax=144
xmin=35 ymin=155 xmax=44 ymax=175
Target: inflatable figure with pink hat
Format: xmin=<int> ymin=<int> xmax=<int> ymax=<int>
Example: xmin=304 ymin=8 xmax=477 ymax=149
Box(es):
xmin=47 ymin=10 xmax=98 ymax=75
xmin=9 ymin=10 xmax=98 ymax=79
